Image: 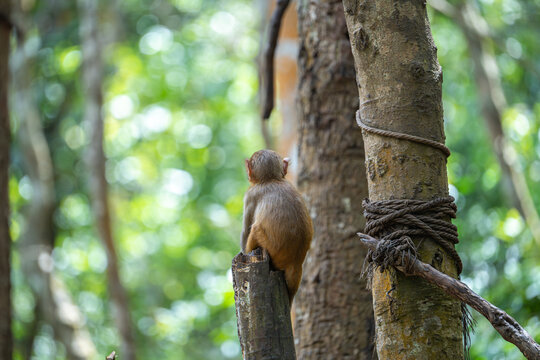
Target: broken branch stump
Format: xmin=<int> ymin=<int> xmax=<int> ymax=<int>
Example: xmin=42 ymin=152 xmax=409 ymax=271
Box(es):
xmin=232 ymin=248 xmax=296 ymax=360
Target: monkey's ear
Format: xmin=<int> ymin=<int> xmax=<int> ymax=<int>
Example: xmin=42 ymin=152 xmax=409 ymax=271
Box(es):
xmin=245 ymin=159 xmax=252 ymax=180
xmin=283 ymin=158 xmax=290 ymax=177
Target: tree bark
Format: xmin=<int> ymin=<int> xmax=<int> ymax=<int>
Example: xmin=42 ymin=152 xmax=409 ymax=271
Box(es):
xmin=78 ymin=1 xmax=136 ymax=359
xmin=0 ymin=2 xmax=12 ymax=358
xmin=232 ymin=249 xmax=296 ymax=360
xmin=342 ymin=0 xmax=463 ymax=359
xmin=294 ymin=0 xmax=375 ymax=358
xmin=429 ymin=0 xmax=540 ymax=244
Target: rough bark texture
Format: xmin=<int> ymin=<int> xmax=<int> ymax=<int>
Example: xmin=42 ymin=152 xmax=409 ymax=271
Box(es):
xmin=0 ymin=3 xmax=12 ymax=358
xmin=429 ymin=0 xmax=540 ymax=244
xmin=294 ymin=1 xmax=375 ymax=359
xmin=232 ymin=249 xmax=296 ymax=360
xmin=342 ymin=0 xmax=463 ymax=358
xmin=78 ymin=1 xmax=136 ymax=359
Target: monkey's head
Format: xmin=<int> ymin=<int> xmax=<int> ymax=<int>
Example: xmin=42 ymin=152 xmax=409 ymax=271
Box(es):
xmin=246 ymin=149 xmax=289 ymax=183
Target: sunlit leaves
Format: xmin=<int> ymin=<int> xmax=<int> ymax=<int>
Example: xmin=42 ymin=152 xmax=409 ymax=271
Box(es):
xmin=432 ymin=2 xmax=540 ymax=357
xmin=11 ymin=0 xmax=263 ymax=358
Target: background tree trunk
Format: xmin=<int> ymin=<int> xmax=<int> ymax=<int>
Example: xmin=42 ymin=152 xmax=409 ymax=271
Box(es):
xmin=10 ymin=6 xmax=97 ymax=356
xmin=0 ymin=1 xmax=13 ymax=357
xmin=294 ymin=0 xmax=375 ymax=358
xmin=78 ymin=1 xmax=136 ymax=359
xmin=342 ymin=0 xmax=463 ymax=358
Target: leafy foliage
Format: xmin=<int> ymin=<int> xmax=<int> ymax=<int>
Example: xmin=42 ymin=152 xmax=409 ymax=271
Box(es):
xmin=8 ymin=0 xmax=540 ymax=359
xmin=431 ymin=2 xmax=540 ymax=358
xmin=11 ymin=1 xmax=262 ymax=359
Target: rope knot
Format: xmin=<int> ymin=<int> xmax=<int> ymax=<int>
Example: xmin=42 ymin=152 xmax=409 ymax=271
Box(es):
xmin=369 ymin=235 xmax=418 ymax=273
xmin=361 ymin=196 xmax=462 ymax=277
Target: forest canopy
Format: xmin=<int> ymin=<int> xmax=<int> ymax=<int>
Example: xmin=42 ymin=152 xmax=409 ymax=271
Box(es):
xmin=5 ymin=0 xmax=540 ymax=359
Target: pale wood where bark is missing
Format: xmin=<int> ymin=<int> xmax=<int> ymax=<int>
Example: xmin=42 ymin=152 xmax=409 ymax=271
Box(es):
xmin=358 ymin=234 xmax=540 ymax=360
xmin=232 ymin=249 xmax=296 ymax=360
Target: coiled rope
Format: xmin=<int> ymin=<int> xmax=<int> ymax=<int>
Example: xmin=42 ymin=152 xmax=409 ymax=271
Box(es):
xmin=363 ymin=196 xmax=462 ymax=275
xmin=356 ymin=110 xmax=451 ymax=158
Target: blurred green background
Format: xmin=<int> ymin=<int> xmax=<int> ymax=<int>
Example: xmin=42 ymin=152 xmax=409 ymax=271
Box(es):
xmin=7 ymin=0 xmax=540 ymax=359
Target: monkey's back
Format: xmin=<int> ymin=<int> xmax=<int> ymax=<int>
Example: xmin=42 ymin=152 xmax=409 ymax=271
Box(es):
xmin=250 ymin=180 xmax=312 ymax=270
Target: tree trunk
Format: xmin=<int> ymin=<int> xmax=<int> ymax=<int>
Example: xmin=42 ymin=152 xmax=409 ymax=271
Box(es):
xmin=78 ymin=1 xmax=136 ymax=359
xmin=11 ymin=16 xmax=97 ymax=358
xmin=232 ymin=249 xmax=296 ymax=360
xmin=342 ymin=0 xmax=463 ymax=359
xmin=0 ymin=2 xmax=12 ymax=358
xmin=294 ymin=0 xmax=375 ymax=358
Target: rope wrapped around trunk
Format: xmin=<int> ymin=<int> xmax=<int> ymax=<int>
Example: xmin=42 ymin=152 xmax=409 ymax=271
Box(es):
xmin=355 ymin=111 xmax=472 ymax=355
xmin=360 ymin=196 xmax=473 ymax=357
xmin=362 ymin=196 xmax=462 ymax=276
xmin=356 ymin=110 xmax=451 ymax=158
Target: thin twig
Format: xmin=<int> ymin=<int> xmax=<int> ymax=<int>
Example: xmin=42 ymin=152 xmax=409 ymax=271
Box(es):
xmin=106 ymin=351 xmax=116 ymax=360
xmin=358 ymin=233 xmax=540 ymax=360
xmin=260 ymin=0 xmax=290 ymax=120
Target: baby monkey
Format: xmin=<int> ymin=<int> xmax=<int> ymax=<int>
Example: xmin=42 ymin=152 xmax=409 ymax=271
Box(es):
xmin=241 ymin=149 xmax=313 ymax=304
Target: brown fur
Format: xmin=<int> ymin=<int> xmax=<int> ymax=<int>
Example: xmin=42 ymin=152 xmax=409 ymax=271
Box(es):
xmin=241 ymin=150 xmax=313 ymax=304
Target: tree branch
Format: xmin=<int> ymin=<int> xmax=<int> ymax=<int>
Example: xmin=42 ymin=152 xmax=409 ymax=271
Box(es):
xmin=358 ymin=233 xmax=540 ymax=360
xmin=260 ymin=0 xmax=290 ymax=121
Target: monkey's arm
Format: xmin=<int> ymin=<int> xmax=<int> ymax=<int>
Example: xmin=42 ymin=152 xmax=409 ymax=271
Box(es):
xmin=240 ymin=193 xmax=256 ymax=252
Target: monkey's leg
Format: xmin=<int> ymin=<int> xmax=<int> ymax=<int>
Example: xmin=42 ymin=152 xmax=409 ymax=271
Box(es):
xmin=284 ymin=266 xmax=303 ymax=305
xmin=245 ymin=224 xmax=265 ymax=253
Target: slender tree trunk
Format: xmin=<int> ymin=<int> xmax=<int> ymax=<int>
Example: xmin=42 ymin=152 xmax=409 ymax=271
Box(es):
xmin=78 ymin=1 xmax=136 ymax=359
xmin=429 ymin=0 xmax=540 ymax=244
xmin=342 ymin=0 xmax=463 ymax=358
xmin=0 ymin=2 xmax=12 ymax=357
xmin=294 ymin=1 xmax=375 ymax=358
xmin=11 ymin=23 xmax=97 ymax=359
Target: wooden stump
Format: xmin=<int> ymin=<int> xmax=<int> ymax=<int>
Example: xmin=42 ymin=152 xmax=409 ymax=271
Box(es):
xmin=232 ymin=248 xmax=296 ymax=360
